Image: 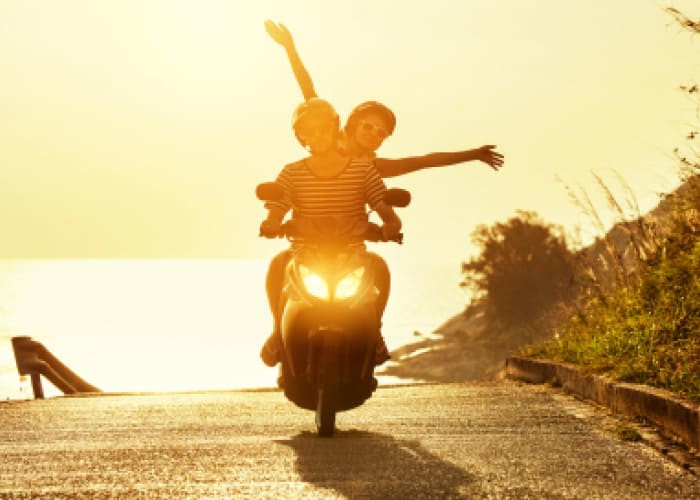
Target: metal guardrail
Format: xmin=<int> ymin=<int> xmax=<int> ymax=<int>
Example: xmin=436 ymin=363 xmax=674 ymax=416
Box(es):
xmin=11 ymin=336 xmax=101 ymax=399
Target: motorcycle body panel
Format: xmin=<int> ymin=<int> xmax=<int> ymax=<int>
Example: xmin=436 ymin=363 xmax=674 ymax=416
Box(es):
xmin=279 ymin=246 xmax=379 ymax=413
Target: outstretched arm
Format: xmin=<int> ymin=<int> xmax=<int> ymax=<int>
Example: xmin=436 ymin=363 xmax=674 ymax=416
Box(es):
xmin=374 ymin=145 xmax=504 ymax=178
xmin=264 ymin=20 xmax=317 ymax=101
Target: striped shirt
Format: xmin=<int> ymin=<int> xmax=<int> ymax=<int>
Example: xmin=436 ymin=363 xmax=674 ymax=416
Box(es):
xmin=266 ymin=158 xmax=387 ymax=221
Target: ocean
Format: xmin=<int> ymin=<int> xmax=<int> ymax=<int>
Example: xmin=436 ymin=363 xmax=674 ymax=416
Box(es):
xmin=0 ymin=256 xmax=467 ymax=399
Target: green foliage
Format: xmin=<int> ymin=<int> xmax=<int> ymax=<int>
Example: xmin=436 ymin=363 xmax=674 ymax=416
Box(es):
xmin=610 ymin=421 xmax=642 ymax=442
xmin=520 ymin=8 xmax=700 ymax=403
xmin=461 ymin=211 xmax=575 ymax=326
xmin=525 ymin=235 xmax=700 ymax=402
xmin=466 ymin=8 xmax=700 ymax=399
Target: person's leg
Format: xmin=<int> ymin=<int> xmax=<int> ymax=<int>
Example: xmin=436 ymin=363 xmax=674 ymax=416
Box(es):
xmin=371 ymin=252 xmax=390 ymax=321
xmin=261 ymin=249 xmax=292 ymax=366
xmin=368 ymin=252 xmax=391 ymax=365
xmin=266 ymin=249 xmax=292 ymax=328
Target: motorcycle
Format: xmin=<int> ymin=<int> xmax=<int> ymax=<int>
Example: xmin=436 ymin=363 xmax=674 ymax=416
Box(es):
xmin=257 ymin=182 xmax=410 ymax=436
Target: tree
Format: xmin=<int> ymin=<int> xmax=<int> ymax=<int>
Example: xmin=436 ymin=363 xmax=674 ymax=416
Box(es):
xmin=461 ymin=211 xmax=575 ymax=325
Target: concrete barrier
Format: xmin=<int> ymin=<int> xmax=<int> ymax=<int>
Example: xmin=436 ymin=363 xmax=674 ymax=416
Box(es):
xmin=506 ymin=356 xmax=699 ymax=452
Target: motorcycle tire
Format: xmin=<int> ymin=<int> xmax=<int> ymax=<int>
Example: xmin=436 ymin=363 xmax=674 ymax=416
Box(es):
xmin=315 ymin=387 xmax=336 ymax=437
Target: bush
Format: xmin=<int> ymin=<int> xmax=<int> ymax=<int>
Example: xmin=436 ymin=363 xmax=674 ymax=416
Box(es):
xmin=526 ymin=235 xmax=700 ymax=401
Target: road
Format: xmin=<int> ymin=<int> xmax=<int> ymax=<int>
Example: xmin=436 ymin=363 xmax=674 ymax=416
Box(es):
xmin=1 ymin=381 xmax=698 ymax=498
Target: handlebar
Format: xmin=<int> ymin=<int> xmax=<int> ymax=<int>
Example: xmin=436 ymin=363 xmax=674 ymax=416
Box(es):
xmin=260 ymin=220 xmax=403 ymax=244
xmin=257 ymin=182 xmax=409 ymax=245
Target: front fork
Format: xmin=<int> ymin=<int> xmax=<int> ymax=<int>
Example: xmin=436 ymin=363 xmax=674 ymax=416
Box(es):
xmin=306 ymin=327 xmax=375 ymax=386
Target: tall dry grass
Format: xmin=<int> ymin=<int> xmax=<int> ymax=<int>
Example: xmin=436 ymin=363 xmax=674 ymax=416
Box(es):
xmin=521 ymin=9 xmax=700 ymax=399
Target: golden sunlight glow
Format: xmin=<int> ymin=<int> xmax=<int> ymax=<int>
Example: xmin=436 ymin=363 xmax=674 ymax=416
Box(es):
xmin=0 ymin=260 xmax=274 ymax=394
xmin=4 ymin=1 xmax=697 ymax=400
xmin=335 ymin=266 xmax=365 ymax=300
xmin=299 ymin=264 xmax=329 ymax=300
xmin=0 ymin=0 xmax=697 ymax=264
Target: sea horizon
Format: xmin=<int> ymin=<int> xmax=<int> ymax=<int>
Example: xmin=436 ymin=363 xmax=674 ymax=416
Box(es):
xmin=0 ymin=257 xmax=468 ymax=399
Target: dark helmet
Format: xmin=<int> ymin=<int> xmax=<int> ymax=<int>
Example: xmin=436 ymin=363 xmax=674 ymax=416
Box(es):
xmin=344 ymin=101 xmax=396 ymax=137
xmin=292 ymin=98 xmax=339 ymax=146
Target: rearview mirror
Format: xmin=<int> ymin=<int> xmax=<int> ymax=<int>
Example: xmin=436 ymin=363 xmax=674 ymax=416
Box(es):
xmin=256 ymin=182 xmax=284 ymax=202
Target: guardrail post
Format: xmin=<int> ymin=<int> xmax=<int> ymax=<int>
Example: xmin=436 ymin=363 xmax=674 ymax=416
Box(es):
xmin=12 ymin=336 xmax=45 ymax=399
xmin=30 ymin=373 xmax=44 ymax=399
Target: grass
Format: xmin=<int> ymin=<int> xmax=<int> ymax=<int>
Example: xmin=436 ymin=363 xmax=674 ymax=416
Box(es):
xmin=610 ymin=421 xmax=643 ymax=442
xmin=522 ymin=218 xmax=700 ymax=403
xmin=517 ymin=9 xmax=700 ymax=404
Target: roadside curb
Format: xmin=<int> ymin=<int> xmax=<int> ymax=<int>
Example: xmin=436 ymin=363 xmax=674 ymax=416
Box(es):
xmin=505 ymin=356 xmax=699 ymax=453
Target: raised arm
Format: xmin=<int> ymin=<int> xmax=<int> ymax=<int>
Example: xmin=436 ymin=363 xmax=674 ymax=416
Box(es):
xmin=264 ymin=20 xmax=318 ymax=101
xmin=374 ymin=145 xmax=504 ymax=178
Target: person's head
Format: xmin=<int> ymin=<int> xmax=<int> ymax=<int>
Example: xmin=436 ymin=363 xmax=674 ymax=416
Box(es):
xmin=344 ymin=101 xmax=396 ymax=155
xmin=292 ymin=98 xmax=340 ymax=155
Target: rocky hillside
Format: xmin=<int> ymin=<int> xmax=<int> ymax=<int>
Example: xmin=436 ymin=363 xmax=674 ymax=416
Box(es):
xmin=381 ymin=176 xmax=699 ymax=382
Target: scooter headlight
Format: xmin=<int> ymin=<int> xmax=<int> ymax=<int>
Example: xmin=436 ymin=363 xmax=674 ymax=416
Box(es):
xmin=298 ymin=264 xmax=329 ymax=300
xmin=334 ymin=266 xmax=365 ymax=300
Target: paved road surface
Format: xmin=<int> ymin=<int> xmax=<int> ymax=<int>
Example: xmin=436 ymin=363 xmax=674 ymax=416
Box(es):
xmin=1 ymin=381 xmax=698 ymax=498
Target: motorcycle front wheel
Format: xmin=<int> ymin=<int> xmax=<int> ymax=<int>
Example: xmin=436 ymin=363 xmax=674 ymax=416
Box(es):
xmin=315 ymin=387 xmax=336 ymax=437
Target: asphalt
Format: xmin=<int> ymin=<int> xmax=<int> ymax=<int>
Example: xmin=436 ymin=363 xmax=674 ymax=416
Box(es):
xmin=1 ymin=381 xmax=698 ymax=498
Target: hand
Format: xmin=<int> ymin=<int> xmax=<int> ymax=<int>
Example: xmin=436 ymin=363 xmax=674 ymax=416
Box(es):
xmin=381 ymin=221 xmax=402 ymax=241
xmin=264 ymin=20 xmax=294 ymax=48
xmin=259 ymin=218 xmax=282 ymax=238
xmin=475 ymin=145 xmax=504 ymax=171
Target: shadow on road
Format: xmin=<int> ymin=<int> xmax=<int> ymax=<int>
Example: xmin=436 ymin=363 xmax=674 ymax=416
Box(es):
xmin=276 ymin=429 xmax=478 ymax=497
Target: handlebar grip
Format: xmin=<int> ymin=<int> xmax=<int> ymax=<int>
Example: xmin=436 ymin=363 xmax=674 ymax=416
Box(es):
xmin=366 ymin=224 xmax=403 ymax=243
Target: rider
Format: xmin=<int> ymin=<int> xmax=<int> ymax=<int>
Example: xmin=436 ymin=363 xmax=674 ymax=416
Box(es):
xmin=260 ymin=98 xmax=401 ymax=367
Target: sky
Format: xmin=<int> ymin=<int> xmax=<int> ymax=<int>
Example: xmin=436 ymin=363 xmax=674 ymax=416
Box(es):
xmin=1 ymin=0 xmax=699 ymax=266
